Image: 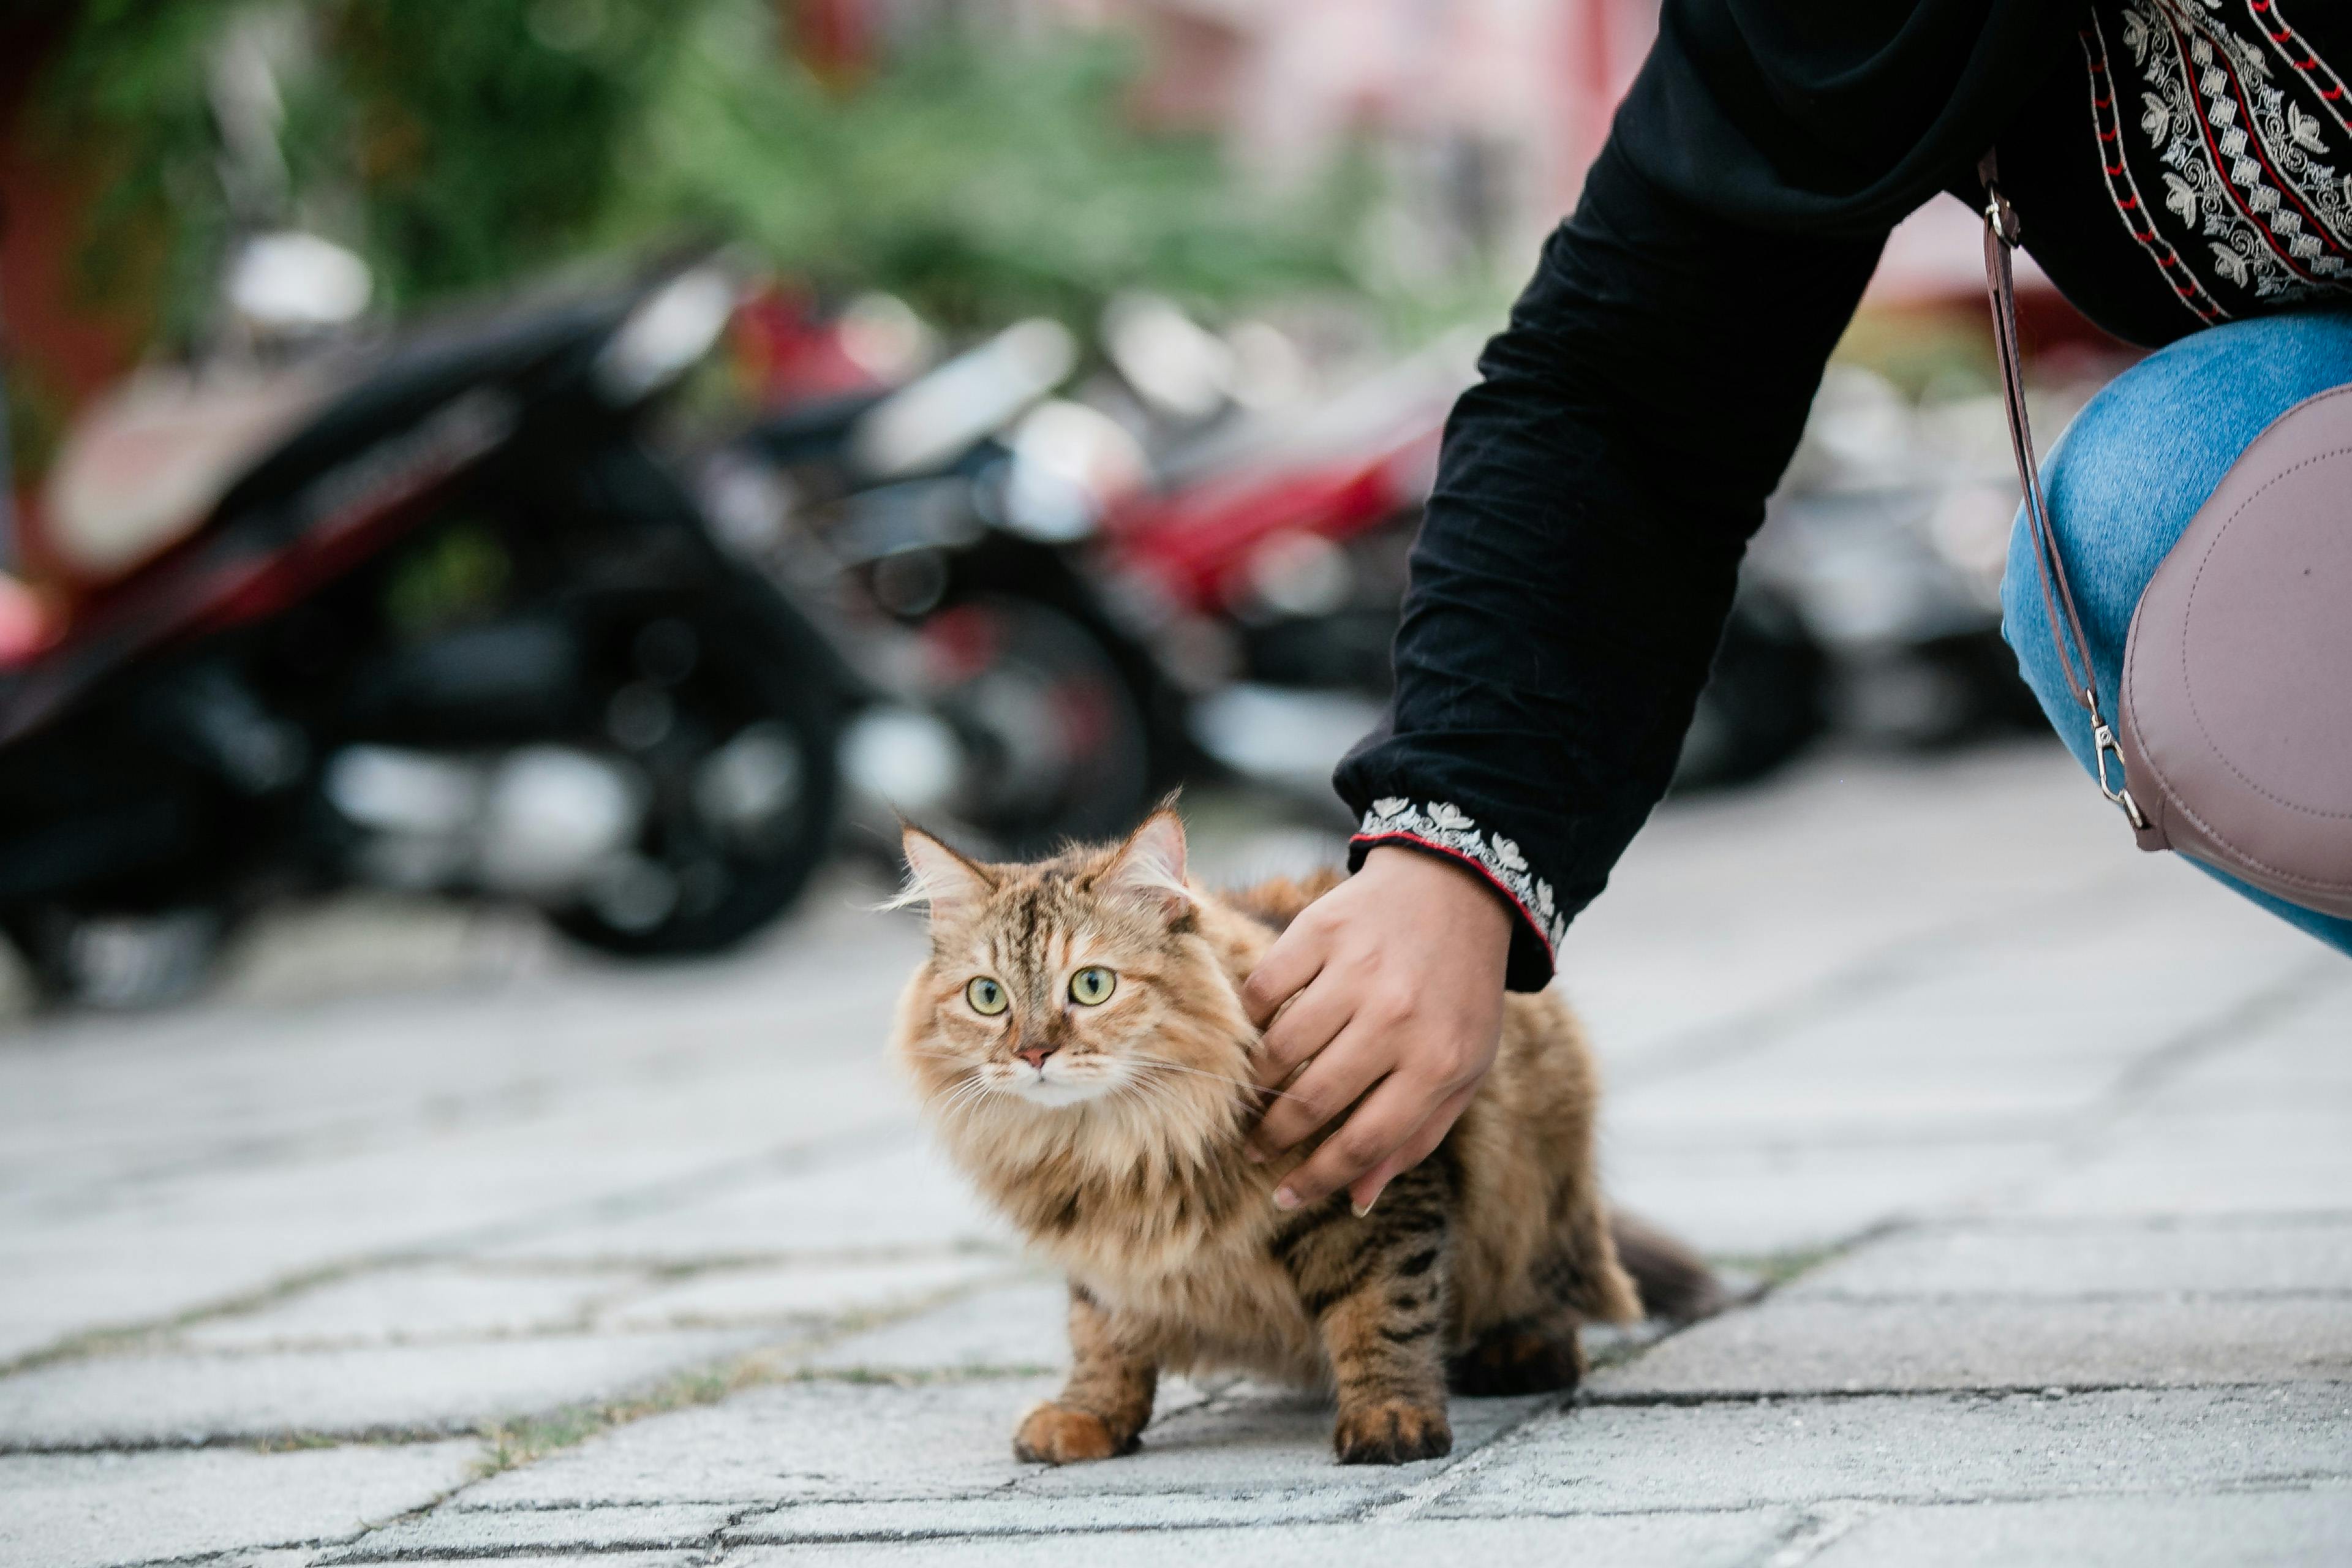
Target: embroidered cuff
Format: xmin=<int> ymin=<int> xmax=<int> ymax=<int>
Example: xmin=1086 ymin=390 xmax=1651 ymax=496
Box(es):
xmin=1349 ymin=797 xmax=1569 ymax=974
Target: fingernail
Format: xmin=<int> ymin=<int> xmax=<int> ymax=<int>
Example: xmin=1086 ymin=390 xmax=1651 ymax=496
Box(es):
xmin=1243 ymin=1146 xmax=1266 ymax=1165
xmin=1352 ymin=1185 xmax=1385 ymax=1219
xmin=1272 ymin=1186 xmax=1300 ymax=1212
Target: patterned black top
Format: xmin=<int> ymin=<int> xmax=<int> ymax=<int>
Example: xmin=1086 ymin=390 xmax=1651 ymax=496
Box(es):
xmin=1335 ymin=1 xmax=2351 ymax=990
xmin=2013 ymin=2 xmax=2352 ymax=341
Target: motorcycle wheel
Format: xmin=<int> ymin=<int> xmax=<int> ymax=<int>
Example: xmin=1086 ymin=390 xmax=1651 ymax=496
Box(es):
xmin=6 ymin=907 xmax=225 ymax=1011
xmin=918 ymin=594 xmax=1155 ymax=857
xmin=551 ymin=587 xmax=841 ymax=959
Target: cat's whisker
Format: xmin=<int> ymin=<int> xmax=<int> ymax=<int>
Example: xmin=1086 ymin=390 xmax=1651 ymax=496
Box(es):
xmin=1127 ymin=1054 xmax=1308 ymax=1105
xmin=935 ymin=1071 xmax=1000 ymax=1117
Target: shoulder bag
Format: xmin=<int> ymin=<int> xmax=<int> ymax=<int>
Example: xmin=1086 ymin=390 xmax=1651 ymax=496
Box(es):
xmin=1980 ymin=152 xmax=2352 ymax=918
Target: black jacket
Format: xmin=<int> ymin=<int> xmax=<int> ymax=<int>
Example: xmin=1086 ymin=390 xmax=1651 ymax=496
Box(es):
xmin=1334 ymin=0 xmax=2352 ymax=988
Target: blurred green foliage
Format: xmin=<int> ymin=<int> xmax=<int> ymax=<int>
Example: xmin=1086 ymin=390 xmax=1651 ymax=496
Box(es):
xmin=624 ymin=4 xmax=1373 ymax=327
xmin=29 ymin=0 xmax=1373 ymax=340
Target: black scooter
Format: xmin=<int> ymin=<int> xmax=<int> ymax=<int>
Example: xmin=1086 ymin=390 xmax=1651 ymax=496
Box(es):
xmin=704 ymin=320 xmax=1188 ymax=858
xmin=0 ymin=256 xmax=851 ymax=1003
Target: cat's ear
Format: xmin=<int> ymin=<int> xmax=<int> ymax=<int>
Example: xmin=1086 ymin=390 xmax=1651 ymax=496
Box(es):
xmin=1103 ymin=809 xmax=1192 ymax=919
xmin=897 ymin=827 xmax=994 ymax=922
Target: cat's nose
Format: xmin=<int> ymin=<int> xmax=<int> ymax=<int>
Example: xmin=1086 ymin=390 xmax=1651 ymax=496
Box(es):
xmin=1015 ymin=1043 xmax=1057 ymax=1071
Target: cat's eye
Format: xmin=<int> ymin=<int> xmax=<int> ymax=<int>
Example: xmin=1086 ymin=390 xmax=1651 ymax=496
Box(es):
xmin=966 ymin=976 xmax=1009 ymax=1016
xmin=1069 ymin=967 xmax=1117 ymax=1006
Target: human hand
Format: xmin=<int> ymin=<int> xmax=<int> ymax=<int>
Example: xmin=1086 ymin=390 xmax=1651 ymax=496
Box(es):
xmin=1242 ymin=845 xmax=1512 ymax=1216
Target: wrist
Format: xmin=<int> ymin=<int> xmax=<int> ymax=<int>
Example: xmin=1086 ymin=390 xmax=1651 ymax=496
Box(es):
xmin=1362 ymin=843 xmax=1513 ymax=945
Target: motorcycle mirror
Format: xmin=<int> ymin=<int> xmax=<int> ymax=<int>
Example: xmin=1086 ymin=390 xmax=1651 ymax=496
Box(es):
xmin=227 ymin=232 xmax=374 ymax=334
xmin=596 ymin=263 xmax=739 ymax=405
xmin=1001 ymin=399 xmax=1149 ymax=543
xmin=1102 ymin=293 xmax=1234 ymax=423
xmin=850 ymin=318 xmax=1077 ymax=481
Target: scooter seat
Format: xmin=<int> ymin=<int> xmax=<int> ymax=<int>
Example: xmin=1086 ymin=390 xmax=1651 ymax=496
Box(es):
xmin=42 ymin=363 xmax=344 ymax=588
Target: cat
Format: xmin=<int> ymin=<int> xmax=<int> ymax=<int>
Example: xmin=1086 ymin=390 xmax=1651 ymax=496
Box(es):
xmin=888 ymin=809 xmax=1718 ymax=1466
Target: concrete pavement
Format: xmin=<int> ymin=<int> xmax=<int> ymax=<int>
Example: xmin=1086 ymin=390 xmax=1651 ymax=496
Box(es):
xmin=1 ymin=742 xmax=2346 ymax=1567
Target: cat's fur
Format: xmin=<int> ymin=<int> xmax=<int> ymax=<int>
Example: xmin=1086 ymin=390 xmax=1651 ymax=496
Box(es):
xmin=889 ymin=810 xmax=1713 ymax=1466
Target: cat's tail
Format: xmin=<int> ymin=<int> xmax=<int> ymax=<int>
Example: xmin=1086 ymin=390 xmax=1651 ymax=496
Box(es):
xmin=1609 ymin=1210 xmax=1725 ymax=1324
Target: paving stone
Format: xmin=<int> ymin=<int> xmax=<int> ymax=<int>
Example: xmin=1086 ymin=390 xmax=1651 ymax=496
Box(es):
xmin=793 ymin=1283 xmax=1649 ymax=1386
xmin=0 ymin=1142 xmax=768 ymax=1365
xmin=2145 ymin=987 xmax=2352 ymax=1113
xmin=4 ymin=756 xmax=2345 ymax=1556
xmin=1661 ymin=993 xmax=2241 ymax=1069
xmin=1592 ymin=1295 xmax=2352 ymax=1396
xmin=2014 ymin=1155 xmax=2352 ymax=1220
xmin=0 ymin=1441 xmax=478 ymax=1568
xmin=324 ymin=1502 xmax=737 ymax=1561
xmin=0 ymin=1331 xmax=761 ymax=1449
xmin=182 ymin=1264 xmax=647 ymax=1349
xmin=1602 ymin=1137 xmax=2046 ymax=1256
xmin=2106 ymin=1109 xmax=2352 ymax=1164
xmin=725 ymin=1490 xmax=1365 ymax=1542
xmin=0 ymin=1232 xmax=396 ymax=1370
xmin=1809 ymin=1487 xmax=2352 ymax=1567
xmin=725 ymin=1512 xmax=1795 ymax=1565
xmin=18 ymin=1123 xmax=777 ymax=1280
xmin=1700 ymin=1001 xmax=2157 ymax=1063
xmin=1010 ymin=1384 xmax=1551 ymax=1500
xmin=341 ymin=1559 xmax=695 ymax=1568
xmin=461 ymin=1378 xmax=1064 ymax=1506
xmin=478 ymin=1142 xmax=1014 ymax=1265
xmin=805 ymin=1282 xmax=1069 ymax=1374
xmin=604 ymin=1256 xmax=1016 ymax=1331
xmin=1606 ymin=1050 xmax=2121 ymax=1142
xmin=1561 ymin=746 xmax=2186 ymax=1064
xmin=0 ymin=905 xmax=922 ymax=1355
xmin=1786 ymin=1220 xmax=2352 ymax=1300
xmin=2011 ymin=1110 xmax=2352 ymax=1219
xmin=1430 ymin=1387 xmax=2352 ymax=1517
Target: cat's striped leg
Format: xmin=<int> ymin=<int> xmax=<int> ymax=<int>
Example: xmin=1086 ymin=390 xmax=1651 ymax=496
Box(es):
xmin=1013 ymin=1283 xmax=1158 ymax=1464
xmin=1286 ymin=1166 xmax=1455 ymax=1465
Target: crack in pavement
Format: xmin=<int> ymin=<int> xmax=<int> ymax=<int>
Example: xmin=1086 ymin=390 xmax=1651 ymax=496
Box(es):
xmin=0 ymin=1119 xmax=927 ymax=1378
xmin=1973 ymin=956 xmax=2345 ymax=1218
xmin=1577 ymin=1379 xmax=2352 ymax=1408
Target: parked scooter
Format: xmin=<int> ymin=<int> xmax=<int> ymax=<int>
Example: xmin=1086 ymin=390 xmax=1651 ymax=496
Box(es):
xmin=1080 ymin=297 xmax=1827 ymax=796
xmin=704 ymin=313 xmax=1186 ymax=856
xmin=711 ymin=288 xmax=1832 ymax=855
xmin=0 ymin=254 xmax=851 ymax=1005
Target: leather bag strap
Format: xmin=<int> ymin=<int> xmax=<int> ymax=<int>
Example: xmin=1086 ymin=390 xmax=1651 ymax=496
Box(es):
xmin=1977 ymin=151 xmax=2147 ymax=831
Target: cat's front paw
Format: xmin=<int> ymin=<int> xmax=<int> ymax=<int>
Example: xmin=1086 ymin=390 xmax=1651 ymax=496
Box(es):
xmin=1332 ymin=1399 xmax=1453 ymax=1465
xmin=1014 ymin=1403 xmax=1134 ymax=1464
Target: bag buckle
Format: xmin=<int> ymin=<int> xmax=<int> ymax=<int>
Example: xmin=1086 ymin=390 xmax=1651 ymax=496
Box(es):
xmin=2089 ymin=714 xmax=2149 ymax=831
xmin=1983 ymin=186 xmax=2023 ymax=247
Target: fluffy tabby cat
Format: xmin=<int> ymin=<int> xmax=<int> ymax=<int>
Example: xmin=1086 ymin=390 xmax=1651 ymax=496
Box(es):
xmin=890 ymin=809 xmax=1716 ymax=1466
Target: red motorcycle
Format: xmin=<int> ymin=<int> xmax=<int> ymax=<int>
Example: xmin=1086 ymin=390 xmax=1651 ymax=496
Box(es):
xmin=0 ymin=255 xmax=852 ymax=1004
xmin=1087 ymin=304 xmax=1821 ymax=796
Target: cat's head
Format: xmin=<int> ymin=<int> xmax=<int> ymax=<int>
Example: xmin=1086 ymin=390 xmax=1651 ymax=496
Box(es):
xmin=890 ymin=810 xmax=1251 ymax=1123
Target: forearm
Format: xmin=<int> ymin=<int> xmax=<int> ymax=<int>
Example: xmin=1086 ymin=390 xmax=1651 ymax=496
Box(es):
xmin=1338 ymin=141 xmax=1886 ymax=987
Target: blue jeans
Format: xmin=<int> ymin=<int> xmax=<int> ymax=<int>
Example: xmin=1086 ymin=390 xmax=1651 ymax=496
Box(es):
xmin=2002 ymin=310 xmax=2352 ymax=957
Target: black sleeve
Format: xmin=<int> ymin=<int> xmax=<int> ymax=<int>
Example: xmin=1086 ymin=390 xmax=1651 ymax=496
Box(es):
xmin=1333 ymin=139 xmax=1888 ymax=991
